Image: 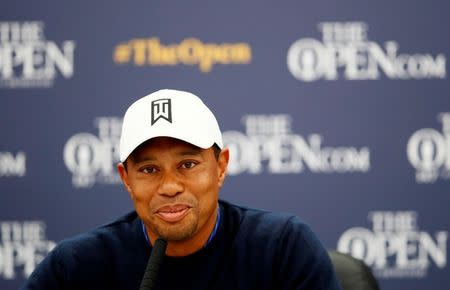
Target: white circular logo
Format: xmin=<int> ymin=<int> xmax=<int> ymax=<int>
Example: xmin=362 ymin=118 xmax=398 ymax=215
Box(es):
xmin=63 ymin=133 xmax=103 ymax=176
xmin=407 ymin=128 xmax=446 ymax=171
xmin=287 ymin=38 xmax=329 ymax=82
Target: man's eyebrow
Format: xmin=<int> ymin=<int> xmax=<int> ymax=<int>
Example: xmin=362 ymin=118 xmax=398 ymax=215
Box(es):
xmin=132 ymin=155 xmax=156 ymax=164
xmin=132 ymin=148 xmax=203 ymax=163
xmin=178 ymin=148 xmax=203 ymax=156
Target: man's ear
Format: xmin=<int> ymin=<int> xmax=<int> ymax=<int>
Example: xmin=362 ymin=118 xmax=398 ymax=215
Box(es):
xmin=217 ymin=148 xmax=229 ymax=187
xmin=117 ymin=162 xmax=132 ymax=194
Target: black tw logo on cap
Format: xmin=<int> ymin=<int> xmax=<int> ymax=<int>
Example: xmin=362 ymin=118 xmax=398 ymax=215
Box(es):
xmin=151 ymin=99 xmax=172 ymax=125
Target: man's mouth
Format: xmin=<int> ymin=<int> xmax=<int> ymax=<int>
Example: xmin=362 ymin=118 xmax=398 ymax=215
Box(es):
xmin=155 ymin=204 xmax=191 ymax=222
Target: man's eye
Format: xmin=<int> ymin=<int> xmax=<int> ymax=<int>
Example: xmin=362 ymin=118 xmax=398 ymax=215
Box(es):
xmin=181 ymin=162 xmax=197 ymax=169
xmin=141 ymin=167 xmax=157 ymax=174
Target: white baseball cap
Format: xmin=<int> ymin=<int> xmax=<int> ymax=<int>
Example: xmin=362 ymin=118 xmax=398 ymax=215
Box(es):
xmin=119 ymin=89 xmax=223 ymax=162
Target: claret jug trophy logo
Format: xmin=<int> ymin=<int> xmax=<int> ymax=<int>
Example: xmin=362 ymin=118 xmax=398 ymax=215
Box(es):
xmin=407 ymin=113 xmax=450 ymax=183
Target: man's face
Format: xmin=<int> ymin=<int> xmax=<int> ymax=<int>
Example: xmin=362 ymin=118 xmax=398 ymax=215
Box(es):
xmin=118 ymin=137 xmax=228 ymax=244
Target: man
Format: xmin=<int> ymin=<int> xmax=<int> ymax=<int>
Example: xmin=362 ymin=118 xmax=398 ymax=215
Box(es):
xmin=23 ymin=89 xmax=342 ymax=289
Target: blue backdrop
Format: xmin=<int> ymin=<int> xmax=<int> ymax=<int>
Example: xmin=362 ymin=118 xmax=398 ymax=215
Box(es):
xmin=1 ymin=1 xmax=449 ymax=289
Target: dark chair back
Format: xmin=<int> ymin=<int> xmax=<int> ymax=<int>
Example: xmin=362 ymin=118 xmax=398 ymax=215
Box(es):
xmin=328 ymin=250 xmax=380 ymax=290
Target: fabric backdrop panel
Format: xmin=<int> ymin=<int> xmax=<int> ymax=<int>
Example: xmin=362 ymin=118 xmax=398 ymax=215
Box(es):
xmin=1 ymin=1 xmax=449 ymax=289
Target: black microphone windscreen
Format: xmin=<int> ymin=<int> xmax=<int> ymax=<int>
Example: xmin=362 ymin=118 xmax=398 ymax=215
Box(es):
xmin=139 ymin=238 xmax=167 ymax=290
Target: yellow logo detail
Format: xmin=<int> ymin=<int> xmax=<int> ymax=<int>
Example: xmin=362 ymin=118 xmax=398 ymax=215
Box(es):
xmin=113 ymin=38 xmax=252 ymax=72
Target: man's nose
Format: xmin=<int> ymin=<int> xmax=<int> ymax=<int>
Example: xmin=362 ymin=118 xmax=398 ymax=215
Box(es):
xmin=157 ymin=171 xmax=184 ymax=196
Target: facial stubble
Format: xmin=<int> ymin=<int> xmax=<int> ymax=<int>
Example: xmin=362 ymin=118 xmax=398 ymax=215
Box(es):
xmin=149 ymin=203 xmax=200 ymax=242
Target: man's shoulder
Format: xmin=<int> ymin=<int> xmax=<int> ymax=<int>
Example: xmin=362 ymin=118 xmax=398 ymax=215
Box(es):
xmin=219 ymin=199 xmax=312 ymax=240
xmin=23 ymin=212 xmax=147 ymax=289
xmin=53 ymin=211 xmax=142 ymax=258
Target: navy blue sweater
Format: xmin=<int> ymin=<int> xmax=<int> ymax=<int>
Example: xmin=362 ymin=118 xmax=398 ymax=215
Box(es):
xmin=23 ymin=200 xmax=342 ymax=290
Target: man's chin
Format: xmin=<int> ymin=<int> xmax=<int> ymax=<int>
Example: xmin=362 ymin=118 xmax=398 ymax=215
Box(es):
xmin=152 ymin=217 xmax=198 ymax=242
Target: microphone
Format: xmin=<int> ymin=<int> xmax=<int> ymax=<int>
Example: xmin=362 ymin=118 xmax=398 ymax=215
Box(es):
xmin=139 ymin=238 xmax=167 ymax=290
